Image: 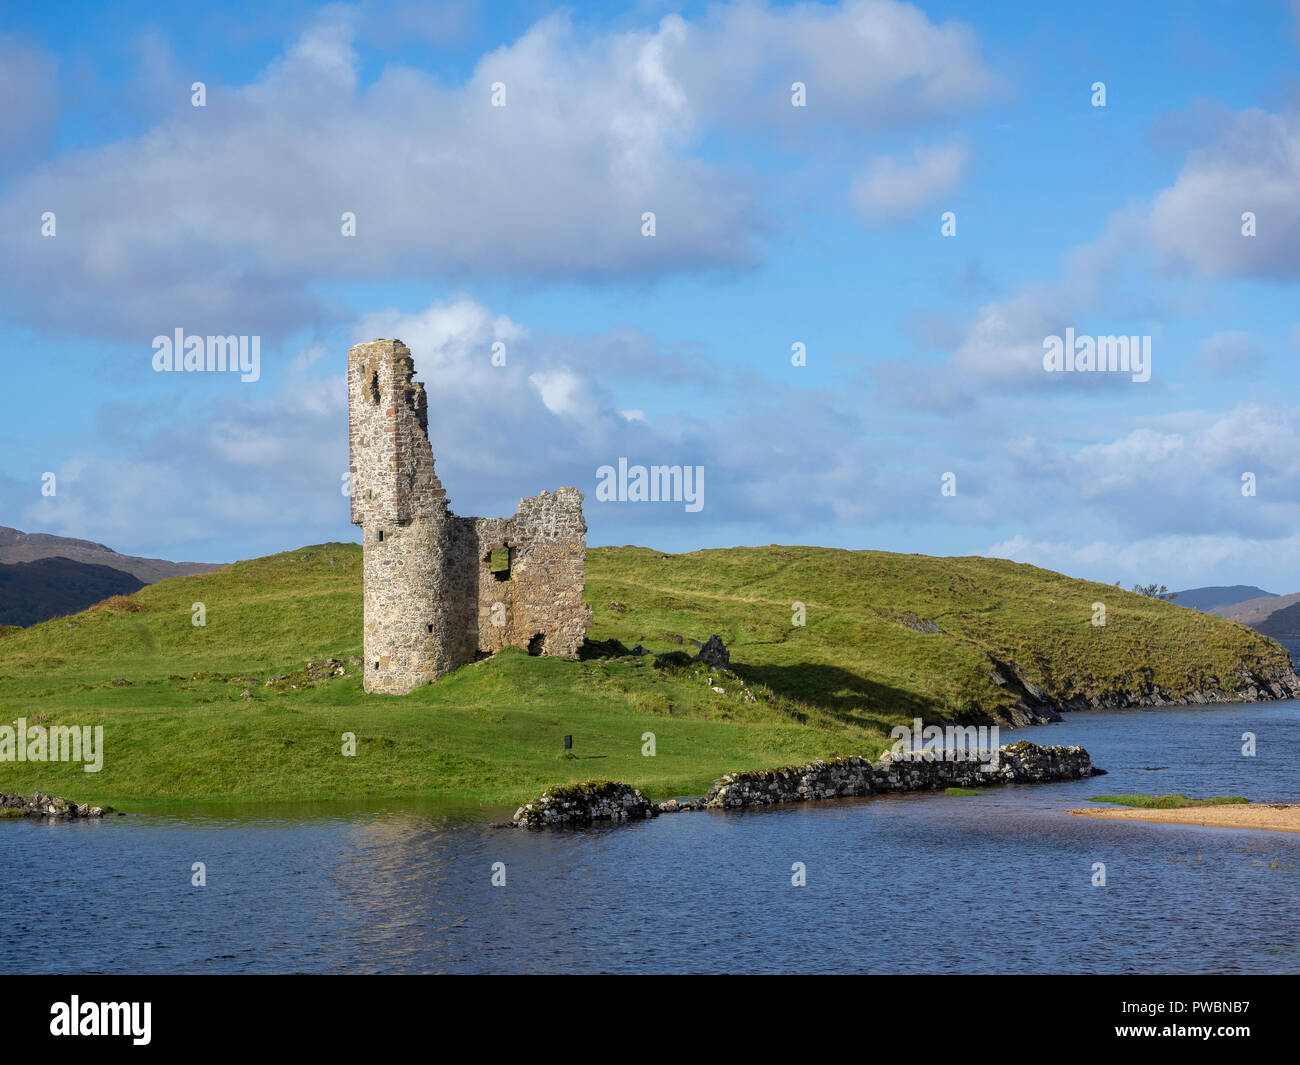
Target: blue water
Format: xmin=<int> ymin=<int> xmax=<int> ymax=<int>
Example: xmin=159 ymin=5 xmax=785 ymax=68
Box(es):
xmin=3 ymin=701 xmax=1299 ymax=974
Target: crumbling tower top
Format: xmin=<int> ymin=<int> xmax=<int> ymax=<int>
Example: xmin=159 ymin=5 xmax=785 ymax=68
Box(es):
xmin=347 ymin=338 xmax=446 ymax=528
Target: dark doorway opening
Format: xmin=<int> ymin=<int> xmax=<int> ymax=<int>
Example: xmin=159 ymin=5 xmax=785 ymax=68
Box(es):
xmin=527 ymin=633 xmax=546 ymax=657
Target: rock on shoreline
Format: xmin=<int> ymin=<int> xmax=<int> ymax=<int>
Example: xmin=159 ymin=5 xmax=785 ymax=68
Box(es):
xmin=511 ymin=780 xmax=653 ymax=828
xmin=999 ymin=662 xmax=1300 ymax=727
xmin=0 ymin=792 xmax=109 ymax=819
xmin=510 ymin=741 xmax=1102 ymax=827
xmin=699 ymin=740 xmax=1100 ymax=810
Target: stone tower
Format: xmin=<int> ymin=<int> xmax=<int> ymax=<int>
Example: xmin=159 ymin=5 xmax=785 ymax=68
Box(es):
xmin=348 ymin=338 xmax=592 ymax=695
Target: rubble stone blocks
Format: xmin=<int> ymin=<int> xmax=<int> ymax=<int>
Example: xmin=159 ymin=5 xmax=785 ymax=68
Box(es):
xmin=348 ymin=338 xmax=593 ymax=695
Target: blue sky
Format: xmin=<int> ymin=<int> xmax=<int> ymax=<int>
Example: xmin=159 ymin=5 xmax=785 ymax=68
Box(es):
xmin=1 ymin=0 xmax=1298 ymax=591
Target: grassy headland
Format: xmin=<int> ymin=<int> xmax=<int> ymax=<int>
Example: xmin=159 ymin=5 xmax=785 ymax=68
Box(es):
xmin=0 ymin=542 xmax=1292 ymax=809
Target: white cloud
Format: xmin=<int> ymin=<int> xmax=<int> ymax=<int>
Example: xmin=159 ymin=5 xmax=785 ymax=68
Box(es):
xmin=661 ymin=0 xmax=1000 ymax=134
xmin=0 ymin=1 xmax=998 ymax=340
xmin=986 ymin=532 xmax=1300 ymax=591
xmin=529 ymin=369 xmax=589 ymax=418
xmin=851 ymin=140 xmax=968 ymax=224
xmin=1146 ymin=107 xmax=1300 ymax=278
xmin=0 ymin=11 xmax=753 ymax=339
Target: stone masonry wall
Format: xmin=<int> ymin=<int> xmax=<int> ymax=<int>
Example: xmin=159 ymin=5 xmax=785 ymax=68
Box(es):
xmin=348 ymin=339 xmax=591 ymax=694
xmin=473 ymin=489 xmax=592 ymax=659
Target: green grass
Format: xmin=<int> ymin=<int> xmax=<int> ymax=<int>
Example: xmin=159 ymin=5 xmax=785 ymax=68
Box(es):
xmin=1090 ymin=794 xmax=1251 ymax=809
xmin=945 ymin=787 xmax=985 ymax=796
xmin=586 ymin=545 xmax=1290 ymax=725
xmin=0 ymin=541 xmax=1290 ymax=810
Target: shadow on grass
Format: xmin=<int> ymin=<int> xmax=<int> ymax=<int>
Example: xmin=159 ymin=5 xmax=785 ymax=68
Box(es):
xmin=734 ymin=660 xmax=938 ymax=731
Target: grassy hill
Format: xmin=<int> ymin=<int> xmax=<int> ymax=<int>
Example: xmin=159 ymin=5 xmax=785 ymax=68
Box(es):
xmin=0 ymin=542 xmax=1293 ymax=810
xmin=0 ymin=557 xmax=145 ymax=627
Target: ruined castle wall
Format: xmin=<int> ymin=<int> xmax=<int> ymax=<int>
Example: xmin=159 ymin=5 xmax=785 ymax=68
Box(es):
xmin=473 ymin=488 xmax=592 ymax=659
xmin=348 ymin=340 xmax=445 ymax=526
xmin=349 ymin=338 xmax=590 ymax=694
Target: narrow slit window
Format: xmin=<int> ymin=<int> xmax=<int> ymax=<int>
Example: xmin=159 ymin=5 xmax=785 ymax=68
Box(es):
xmin=377 ymin=529 xmax=384 ymax=543
xmin=369 ymin=370 xmax=380 ymax=404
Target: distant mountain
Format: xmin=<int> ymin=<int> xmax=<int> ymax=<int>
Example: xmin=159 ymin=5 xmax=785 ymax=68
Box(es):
xmin=1172 ymin=585 xmax=1277 ymax=612
xmin=0 ymin=527 xmax=223 ymax=627
xmin=1212 ymin=591 xmax=1300 ymax=628
xmin=1254 ymin=600 xmax=1300 ymax=639
xmin=0 ymin=526 xmax=222 ymax=585
xmin=0 ymin=557 xmax=145 ymax=627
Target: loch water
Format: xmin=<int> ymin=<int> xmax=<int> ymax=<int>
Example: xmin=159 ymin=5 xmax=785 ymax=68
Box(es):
xmin=3 ymin=700 xmax=1299 ymax=974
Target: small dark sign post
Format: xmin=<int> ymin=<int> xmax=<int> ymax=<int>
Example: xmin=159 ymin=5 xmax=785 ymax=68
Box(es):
xmin=563 ymin=735 xmax=573 ymax=751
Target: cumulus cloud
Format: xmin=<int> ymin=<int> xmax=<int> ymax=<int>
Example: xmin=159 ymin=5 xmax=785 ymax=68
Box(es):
xmin=987 ymin=405 xmax=1300 ymax=543
xmin=871 ymin=205 xmax=1165 ymax=411
xmin=654 ymin=0 xmax=999 ymax=135
xmin=13 ymin=3 xmax=1298 ymax=590
xmin=987 ymin=532 xmax=1300 ymax=590
xmin=851 ymin=140 xmax=967 ymax=224
xmin=0 ymin=0 xmax=998 ymax=342
xmin=1146 ymin=106 xmax=1300 ymax=278
xmin=0 ymin=11 xmax=754 ymax=340
xmin=15 ymin=292 xmax=897 ymax=559
xmin=883 ymin=91 xmax=1300 ymax=411
xmin=16 ymin=291 xmax=1300 ymax=587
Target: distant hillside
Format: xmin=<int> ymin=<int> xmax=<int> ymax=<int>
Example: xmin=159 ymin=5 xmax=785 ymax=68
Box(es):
xmin=1255 ymin=601 xmax=1300 ymax=639
xmin=1211 ymin=590 xmax=1300 ymax=628
xmin=1173 ymin=585 xmax=1276 ymax=612
xmin=0 ymin=557 xmax=144 ymax=626
xmin=0 ymin=526 xmax=222 ymax=585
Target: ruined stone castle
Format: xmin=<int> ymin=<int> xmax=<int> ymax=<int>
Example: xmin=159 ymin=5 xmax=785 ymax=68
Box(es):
xmin=348 ymin=339 xmax=592 ymax=695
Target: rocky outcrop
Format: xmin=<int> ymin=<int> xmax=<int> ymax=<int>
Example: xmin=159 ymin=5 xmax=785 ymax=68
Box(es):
xmin=512 ymin=742 xmax=1102 ymax=826
xmin=512 ymin=780 xmax=654 ymax=827
xmin=1 ymin=792 xmax=109 ymax=819
xmin=995 ymin=661 xmax=1300 ymax=728
xmin=696 ymin=741 xmax=1099 ymax=809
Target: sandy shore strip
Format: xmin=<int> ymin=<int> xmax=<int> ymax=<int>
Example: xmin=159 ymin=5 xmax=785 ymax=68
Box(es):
xmin=1068 ymin=804 xmax=1300 ymax=834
